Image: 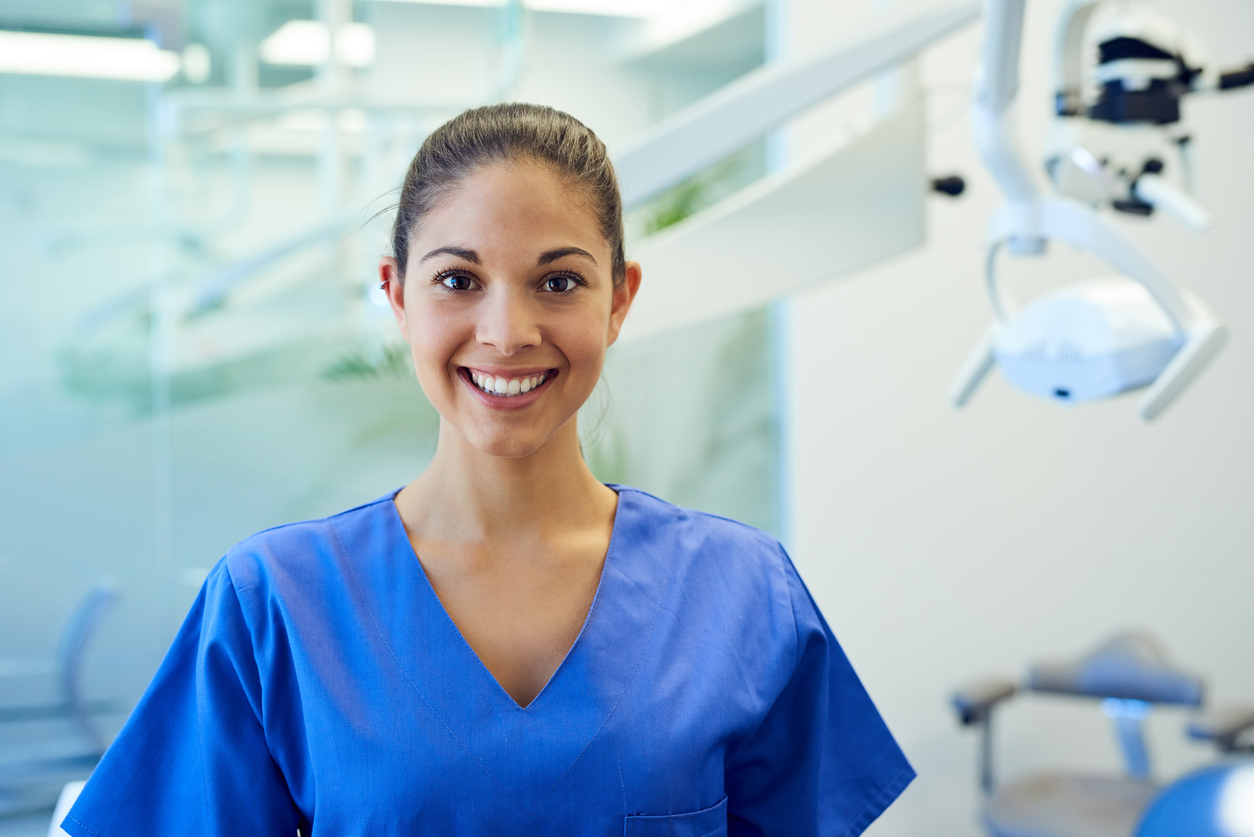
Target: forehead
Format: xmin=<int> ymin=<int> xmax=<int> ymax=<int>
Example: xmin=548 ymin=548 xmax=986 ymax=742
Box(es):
xmin=412 ymin=161 xmax=605 ymax=258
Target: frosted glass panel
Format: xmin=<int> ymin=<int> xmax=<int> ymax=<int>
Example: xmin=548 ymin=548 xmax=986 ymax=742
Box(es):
xmin=588 ymin=307 xmax=780 ymax=535
xmin=0 ymin=35 xmax=778 ymax=828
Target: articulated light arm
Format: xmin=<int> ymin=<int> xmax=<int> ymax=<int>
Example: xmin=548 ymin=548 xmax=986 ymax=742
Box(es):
xmin=954 ymin=0 xmax=1226 ymax=421
xmin=974 ymin=0 xmax=1194 ymax=330
xmin=971 ymin=0 xmax=1043 ymax=240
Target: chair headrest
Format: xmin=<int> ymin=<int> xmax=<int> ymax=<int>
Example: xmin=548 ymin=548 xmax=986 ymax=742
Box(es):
xmin=1027 ymin=632 xmax=1204 ymax=706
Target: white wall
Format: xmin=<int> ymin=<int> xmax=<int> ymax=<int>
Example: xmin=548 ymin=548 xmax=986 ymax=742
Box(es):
xmin=781 ymin=1 xmax=1254 ymax=834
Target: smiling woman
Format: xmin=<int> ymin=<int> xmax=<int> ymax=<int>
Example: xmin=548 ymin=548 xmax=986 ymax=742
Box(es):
xmin=60 ymin=104 xmax=914 ymax=837
xmin=385 ymin=157 xmax=635 ymax=462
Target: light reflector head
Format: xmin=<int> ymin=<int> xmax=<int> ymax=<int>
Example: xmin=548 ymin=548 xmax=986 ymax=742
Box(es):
xmin=993 ymin=277 xmax=1182 ymax=403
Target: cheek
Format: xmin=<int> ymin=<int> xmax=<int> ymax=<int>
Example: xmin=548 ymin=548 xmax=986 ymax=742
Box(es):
xmin=561 ymin=316 xmax=612 ymax=380
xmin=405 ymin=305 xmax=465 ymax=377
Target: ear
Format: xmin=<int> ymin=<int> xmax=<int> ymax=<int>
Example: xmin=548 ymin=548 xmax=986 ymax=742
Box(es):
xmin=605 ymin=260 xmax=642 ymax=348
xmin=379 ymin=256 xmax=410 ymax=343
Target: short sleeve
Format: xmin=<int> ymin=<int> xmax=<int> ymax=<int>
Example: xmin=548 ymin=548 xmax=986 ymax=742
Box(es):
xmin=62 ymin=564 xmax=300 ymax=837
xmin=724 ymin=550 xmax=914 ymax=837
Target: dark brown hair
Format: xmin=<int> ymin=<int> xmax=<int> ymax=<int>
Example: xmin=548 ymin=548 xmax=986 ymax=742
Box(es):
xmin=391 ymin=103 xmax=626 ymax=286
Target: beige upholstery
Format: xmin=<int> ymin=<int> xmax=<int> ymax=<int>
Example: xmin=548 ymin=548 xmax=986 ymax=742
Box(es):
xmin=984 ymin=773 xmax=1161 ymax=837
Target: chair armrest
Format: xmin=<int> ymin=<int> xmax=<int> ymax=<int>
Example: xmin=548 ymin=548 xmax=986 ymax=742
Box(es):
xmin=952 ymin=678 xmax=1018 ymax=726
xmin=1188 ymin=704 xmax=1254 ymax=753
xmin=50 ymin=780 xmax=87 ymax=837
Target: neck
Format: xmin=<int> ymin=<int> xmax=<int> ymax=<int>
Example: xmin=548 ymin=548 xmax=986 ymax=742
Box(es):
xmin=398 ymin=417 xmax=614 ymax=545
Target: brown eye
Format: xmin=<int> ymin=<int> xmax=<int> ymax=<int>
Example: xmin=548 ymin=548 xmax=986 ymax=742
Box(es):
xmin=544 ymin=276 xmax=579 ymax=293
xmin=441 ymin=274 xmax=474 ymax=291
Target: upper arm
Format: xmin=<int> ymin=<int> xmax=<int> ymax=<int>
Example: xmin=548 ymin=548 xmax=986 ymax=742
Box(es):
xmin=63 ymin=564 xmax=302 ymax=837
xmin=724 ymin=549 xmax=914 ymax=837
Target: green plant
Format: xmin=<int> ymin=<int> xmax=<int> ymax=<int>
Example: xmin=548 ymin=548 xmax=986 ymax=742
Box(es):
xmin=323 ymin=344 xmax=413 ymax=381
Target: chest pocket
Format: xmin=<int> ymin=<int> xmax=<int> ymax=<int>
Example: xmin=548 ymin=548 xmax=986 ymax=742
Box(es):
xmin=623 ymin=796 xmax=727 ymax=837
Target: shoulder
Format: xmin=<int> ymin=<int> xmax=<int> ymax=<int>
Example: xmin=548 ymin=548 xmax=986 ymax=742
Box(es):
xmin=219 ymin=491 xmax=398 ymax=600
xmin=612 ymin=485 xmax=792 ymax=581
xmin=612 ymin=485 xmax=801 ymax=626
xmin=612 ymin=484 xmax=785 ymax=562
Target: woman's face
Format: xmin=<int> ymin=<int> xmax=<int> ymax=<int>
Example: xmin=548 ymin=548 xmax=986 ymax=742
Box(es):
xmin=383 ymin=161 xmax=641 ymax=459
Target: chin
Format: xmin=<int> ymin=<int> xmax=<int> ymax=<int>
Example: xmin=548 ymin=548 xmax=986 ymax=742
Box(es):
xmin=465 ymin=429 xmax=553 ymax=460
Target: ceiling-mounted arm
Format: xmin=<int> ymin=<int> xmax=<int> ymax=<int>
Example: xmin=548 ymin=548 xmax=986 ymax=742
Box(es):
xmin=971 ymin=0 xmax=1043 ymax=235
xmin=977 ymin=0 xmax=1027 ymax=110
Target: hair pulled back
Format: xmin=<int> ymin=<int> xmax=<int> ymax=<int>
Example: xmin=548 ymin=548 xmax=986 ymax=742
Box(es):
xmin=391 ymin=103 xmax=626 ymax=286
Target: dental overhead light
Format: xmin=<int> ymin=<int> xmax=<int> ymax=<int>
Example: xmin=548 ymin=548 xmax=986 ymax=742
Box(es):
xmin=949 ymin=0 xmax=1234 ymax=421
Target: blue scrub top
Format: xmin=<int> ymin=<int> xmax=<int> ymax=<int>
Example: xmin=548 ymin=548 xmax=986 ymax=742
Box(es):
xmin=65 ymin=486 xmax=913 ymax=836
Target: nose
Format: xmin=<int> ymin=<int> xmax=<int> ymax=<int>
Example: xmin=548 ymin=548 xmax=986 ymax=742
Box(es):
xmin=475 ymin=285 xmax=542 ymax=355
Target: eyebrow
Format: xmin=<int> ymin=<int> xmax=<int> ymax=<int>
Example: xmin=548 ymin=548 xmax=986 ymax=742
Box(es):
xmin=418 ymin=246 xmax=480 ymax=265
xmin=537 ymin=247 xmax=598 ymax=266
xmin=418 ymin=245 xmax=599 ymax=267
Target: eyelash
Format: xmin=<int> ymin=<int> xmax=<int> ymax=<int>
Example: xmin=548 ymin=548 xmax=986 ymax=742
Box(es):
xmin=431 ymin=268 xmax=477 ymax=293
xmin=542 ymin=271 xmax=588 ymax=294
xmin=428 ymin=268 xmax=588 ymax=294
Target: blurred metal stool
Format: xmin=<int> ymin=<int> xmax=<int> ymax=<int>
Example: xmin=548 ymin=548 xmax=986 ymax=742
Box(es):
xmin=0 ymin=582 xmax=121 ymax=817
xmin=952 ymin=632 xmax=1206 ymax=837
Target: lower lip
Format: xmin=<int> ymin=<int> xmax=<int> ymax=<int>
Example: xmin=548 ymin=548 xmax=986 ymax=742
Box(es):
xmin=459 ymin=368 xmax=555 ymax=410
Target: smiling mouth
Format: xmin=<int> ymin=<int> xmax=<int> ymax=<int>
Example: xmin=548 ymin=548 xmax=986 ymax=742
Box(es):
xmin=465 ymin=369 xmax=552 ymax=397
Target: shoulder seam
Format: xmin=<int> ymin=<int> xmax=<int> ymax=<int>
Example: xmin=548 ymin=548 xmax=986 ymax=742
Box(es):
xmin=228 ymin=491 xmax=400 ymax=548
xmin=614 ymin=486 xmax=781 ymax=544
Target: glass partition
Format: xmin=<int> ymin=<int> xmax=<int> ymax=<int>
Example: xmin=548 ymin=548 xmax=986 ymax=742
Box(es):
xmin=0 ymin=2 xmax=778 ymax=827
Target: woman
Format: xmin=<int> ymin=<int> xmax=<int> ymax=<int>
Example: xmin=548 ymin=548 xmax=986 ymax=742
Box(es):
xmin=63 ymin=104 xmax=912 ymax=836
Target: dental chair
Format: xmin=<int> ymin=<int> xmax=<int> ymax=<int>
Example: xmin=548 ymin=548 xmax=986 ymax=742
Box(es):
xmin=952 ymin=632 xmax=1254 ymax=837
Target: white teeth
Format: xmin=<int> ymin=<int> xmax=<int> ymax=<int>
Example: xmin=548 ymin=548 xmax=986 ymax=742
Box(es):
xmin=468 ymin=370 xmax=551 ymax=397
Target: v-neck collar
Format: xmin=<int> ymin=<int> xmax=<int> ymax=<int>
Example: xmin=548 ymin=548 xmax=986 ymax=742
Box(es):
xmin=391 ymin=485 xmax=622 ymax=712
xmin=335 ymin=486 xmax=669 ymax=817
